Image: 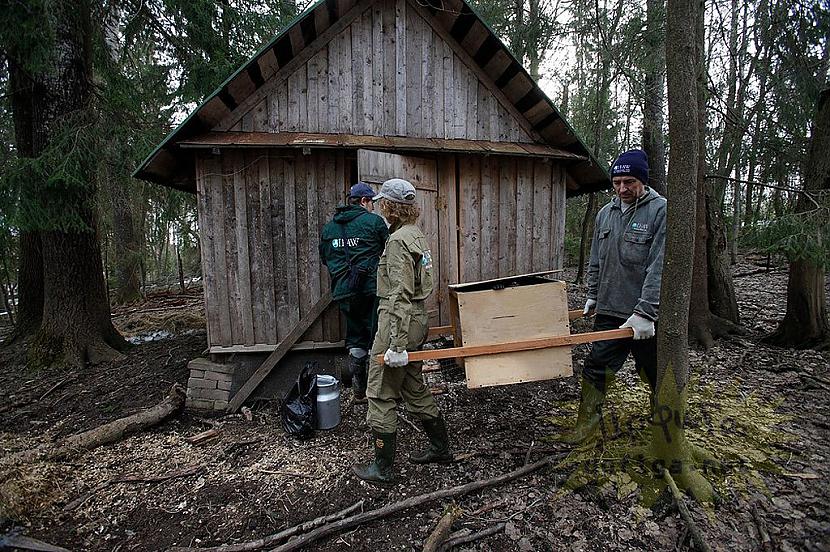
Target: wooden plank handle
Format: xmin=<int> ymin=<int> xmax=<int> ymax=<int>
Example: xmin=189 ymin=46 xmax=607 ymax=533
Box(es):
xmin=376 ymin=328 xmax=634 ymax=365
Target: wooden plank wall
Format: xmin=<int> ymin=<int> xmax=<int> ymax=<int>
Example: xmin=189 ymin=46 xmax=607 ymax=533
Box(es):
xmin=458 ymin=157 xmax=567 ymax=283
xmin=196 ymin=149 xmax=346 ymax=348
xmin=224 ymin=0 xmax=533 ymax=143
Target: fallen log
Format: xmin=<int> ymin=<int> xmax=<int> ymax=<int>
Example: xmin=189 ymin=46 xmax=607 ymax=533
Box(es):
xmin=270 ymin=452 xmax=566 ymax=552
xmin=167 ymin=500 xmax=365 ymax=552
xmin=0 ymin=534 xmax=70 ymax=552
xmin=422 ymin=503 xmax=462 ymax=552
xmin=2 ymin=384 xmax=186 ymax=466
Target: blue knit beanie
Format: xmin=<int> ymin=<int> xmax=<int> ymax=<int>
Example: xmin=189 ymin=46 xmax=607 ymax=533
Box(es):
xmin=611 ymin=149 xmax=649 ymax=185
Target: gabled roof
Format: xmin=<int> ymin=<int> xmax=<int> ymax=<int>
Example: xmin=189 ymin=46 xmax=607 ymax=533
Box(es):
xmin=133 ymin=0 xmax=610 ymax=196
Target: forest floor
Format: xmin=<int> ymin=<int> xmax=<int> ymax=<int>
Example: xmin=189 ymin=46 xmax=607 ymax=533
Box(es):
xmin=0 ymin=256 xmax=828 ymax=552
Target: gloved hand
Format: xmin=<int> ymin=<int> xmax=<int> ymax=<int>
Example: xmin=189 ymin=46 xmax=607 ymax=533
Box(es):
xmin=583 ymin=298 xmax=597 ymax=316
xmin=620 ymin=313 xmax=655 ymax=340
xmin=384 ymin=348 xmax=409 ymax=367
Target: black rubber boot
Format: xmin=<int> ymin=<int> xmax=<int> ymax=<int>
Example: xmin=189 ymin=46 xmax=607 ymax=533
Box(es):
xmin=561 ymin=379 xmax=606 ymax=445
xmin=352 ymin=356 xmax=368 ymax=401
xmin=409 ymin=416 xmax=453 ymax=464
xmin=342 ymin=354 xmax=360 ymax=388
xmin=352 ymin=431 xmax=396 ymax=484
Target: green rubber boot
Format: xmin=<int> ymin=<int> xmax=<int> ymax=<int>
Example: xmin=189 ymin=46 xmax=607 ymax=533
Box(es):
xmin=409 ymin=416 xmax=453 ymax=464
xmin=352 ymin=431 xmax=396 ymax=484
xmin=561 ymin=379 xmax=606 ymax=444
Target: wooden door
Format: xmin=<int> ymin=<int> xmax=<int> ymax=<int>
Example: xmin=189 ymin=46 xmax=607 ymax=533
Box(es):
xmin=358 ymin=150 xmax=441 ymax=326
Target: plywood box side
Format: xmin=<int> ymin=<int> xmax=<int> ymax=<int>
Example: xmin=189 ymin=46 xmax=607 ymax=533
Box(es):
xmin=455 ymin=282 xmax=570 ymax=345
xmin=450 ymin=279 xmax=573 ymax=388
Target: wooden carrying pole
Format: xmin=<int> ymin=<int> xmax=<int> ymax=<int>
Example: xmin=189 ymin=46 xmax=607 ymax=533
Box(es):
xmin=426 ymin=308 xmax=586 ymax=338
xmin=377 ymin=327 xmax=634 ymax=365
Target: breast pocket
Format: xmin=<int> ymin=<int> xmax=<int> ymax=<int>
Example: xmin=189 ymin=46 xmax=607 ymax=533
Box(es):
xmin=596 ymin=228 xmax=611 ymax=257
xmin=621 ymin=231 xmax=653 ymax=265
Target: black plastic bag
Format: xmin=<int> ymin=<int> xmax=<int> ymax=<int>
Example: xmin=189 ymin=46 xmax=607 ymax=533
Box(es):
xmin=281 ymin=362 xmax=318 ymax=439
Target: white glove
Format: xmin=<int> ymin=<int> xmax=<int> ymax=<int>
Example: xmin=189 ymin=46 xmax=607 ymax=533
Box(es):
xmin=583 ymin=298 xmax=597 ymax=316
xmin=384 ymin=348 xmax=409 ymax=367
xmin=620 ymin=313 xmax=655 ymax=340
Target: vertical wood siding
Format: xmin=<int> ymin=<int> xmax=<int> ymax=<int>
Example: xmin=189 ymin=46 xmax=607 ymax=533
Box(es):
xmin=458 ymin=157 xmax=567 ymax=283
xmin=219 ymin=0 xmax=533 ymax=143
xmin=196 ymin=149 xmax=345 ymax=347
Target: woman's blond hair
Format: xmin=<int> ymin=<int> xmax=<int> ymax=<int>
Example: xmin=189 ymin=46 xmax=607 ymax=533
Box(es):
xmin=379 ymin=198 xmax=420 ymax=225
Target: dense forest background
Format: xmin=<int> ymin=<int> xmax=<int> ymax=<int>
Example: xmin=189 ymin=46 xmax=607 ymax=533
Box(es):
xmin=0 ymin=0 xmax=827 ymax=355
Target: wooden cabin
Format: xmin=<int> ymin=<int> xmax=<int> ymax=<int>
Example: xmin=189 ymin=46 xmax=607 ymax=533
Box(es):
xmin=134 ymin=0 xmax=609 ymax=410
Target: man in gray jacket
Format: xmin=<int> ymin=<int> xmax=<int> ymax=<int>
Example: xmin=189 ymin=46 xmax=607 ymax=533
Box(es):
xmin=566 ymin=149 xmax=666 ymax=444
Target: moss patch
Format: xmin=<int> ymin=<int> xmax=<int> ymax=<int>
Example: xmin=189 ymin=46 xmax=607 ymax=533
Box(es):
xmin=545 ymin=377 xmax=793 ymax=504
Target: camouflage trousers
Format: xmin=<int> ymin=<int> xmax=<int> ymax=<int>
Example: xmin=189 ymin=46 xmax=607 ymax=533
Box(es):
xmin=365 ymin=304 xmax=440 ymax=433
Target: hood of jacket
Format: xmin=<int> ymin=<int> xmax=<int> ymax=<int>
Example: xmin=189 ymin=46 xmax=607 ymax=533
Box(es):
xmin=333 ymin=204 xmax=369 ymax=223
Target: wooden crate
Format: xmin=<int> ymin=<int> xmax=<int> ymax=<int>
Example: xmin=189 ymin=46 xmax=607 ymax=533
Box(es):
xmin=449 ymin=274 xmax=572 ymax=388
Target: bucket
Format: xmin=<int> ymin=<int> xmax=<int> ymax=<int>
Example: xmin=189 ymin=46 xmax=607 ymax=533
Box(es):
xmin=315 ymin=375 xmax=341 ymax=430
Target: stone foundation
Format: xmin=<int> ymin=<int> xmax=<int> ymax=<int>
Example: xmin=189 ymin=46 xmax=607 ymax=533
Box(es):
xmin=186 ymin=358 xmax=235 ymax=410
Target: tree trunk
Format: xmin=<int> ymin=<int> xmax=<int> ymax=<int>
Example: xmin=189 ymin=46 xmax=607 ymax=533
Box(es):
xmin=527 ymin=0 xmax=541 ymax=81
xmin=730 ymin=155 xmax=741 ymax=264
xmin=8 ymin=0 xmax=128 ymax=366
xmin=13 ymin=232 xmax=44 ymax=338
xmin=111 ymin=182 xmax=143 ymax=304
xmin=1 ymin=280 xmax=14 ymax=326
xmin=8 ymin=59 xmax=45 ymax=339
xmin=176 ymin=238 xmax=186 ymax=293
xmin=764 ymin=88 xmax=830 ymax=348
xmin=574 ymin=193 xmax=597 ymax=284
xmin=705 ymin=187 xmax=740 ymax=323
xmin=642 ymin=0 xmax=667 ymax=196
xmin=511 ymin=0 xmax=524 ymax=60
xmin=650 ymin=0 xmax=713 ymax=501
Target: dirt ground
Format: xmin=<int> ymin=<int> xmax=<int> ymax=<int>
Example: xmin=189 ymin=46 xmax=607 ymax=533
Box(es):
xmin=0 ymin=259 xmax=828 ymax=552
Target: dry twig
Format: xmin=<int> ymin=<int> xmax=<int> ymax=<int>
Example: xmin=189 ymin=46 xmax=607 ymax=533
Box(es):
xmin=437 ymin=523 xmax=506 ymax=552
xmin=2 ymin=384 xmax=186 ymax=466
xmin=167 ymin=500 xmax=365 ymax=552
xmin=269 ymin=453 xmax=566 ymax=552
xmin=662 ymin=469 xmax=712 ymax=552
xmin=751 ymin=504 xmax=773 ymax=552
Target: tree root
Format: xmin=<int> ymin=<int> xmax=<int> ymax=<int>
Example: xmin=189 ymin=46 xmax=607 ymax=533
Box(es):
xmin=625 ymin=443 xmax=715 ymax=504
xmin=689 ymin=312 xmax=746 ymax=351
xmin=28 ymin=326 xmax=129 ymax=370
xmin=663 ymin=469 xmax=712 ymax=552
xmin=1 ymin=384 xmax=186 ymax=466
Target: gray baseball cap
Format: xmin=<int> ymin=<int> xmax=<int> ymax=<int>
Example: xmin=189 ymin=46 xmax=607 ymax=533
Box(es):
xmin=373 ymin=178 xmax=417 ymax=204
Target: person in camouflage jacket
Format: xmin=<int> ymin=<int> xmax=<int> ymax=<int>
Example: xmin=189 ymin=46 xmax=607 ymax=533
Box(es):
xmin=352 ymin=178 xmax=453 ymax=485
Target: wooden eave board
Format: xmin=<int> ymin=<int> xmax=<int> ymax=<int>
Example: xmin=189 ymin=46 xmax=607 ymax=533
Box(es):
xmin=453 ymin=280 xmax=572 ymax=388
xmin=178 ymin=132 xmax=585 ymax=160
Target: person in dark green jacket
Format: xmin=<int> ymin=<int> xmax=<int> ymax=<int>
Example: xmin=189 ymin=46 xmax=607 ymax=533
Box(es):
xmin=320 ymin=182 xmax=389 ymax=399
